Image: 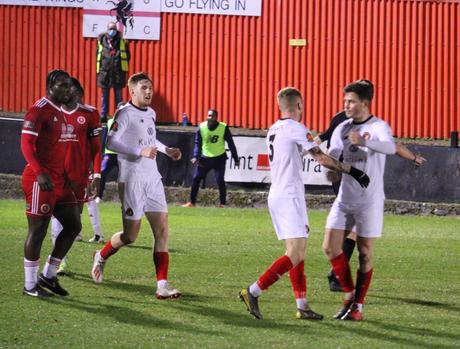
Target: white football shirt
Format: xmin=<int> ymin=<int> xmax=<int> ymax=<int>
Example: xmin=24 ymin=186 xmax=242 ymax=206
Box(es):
xmin=107 ymin=102 xmax=167 ymax=182
xmin=267 ymin=118 xmax=317 ymax=198
xmin=329 ymin=115 xmax=395 ymax=204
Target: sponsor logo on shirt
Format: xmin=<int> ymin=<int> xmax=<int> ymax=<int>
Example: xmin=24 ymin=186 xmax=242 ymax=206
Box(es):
xmin=23 ymin=120 xmax=35 ymax=129
xmin=125 ymin=208 xmax=133 ymax=216
xmin=53 ymin=116 xmax=58 ymax=122
xmin=147 ymin=127 xmax=154 ymax=135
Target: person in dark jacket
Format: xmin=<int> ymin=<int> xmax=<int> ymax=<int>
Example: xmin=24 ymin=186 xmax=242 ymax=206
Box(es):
xmin=182 ymin=109 xmax=239 ymax=207
xmin=96 ymin=22 xmax=130 ymax=122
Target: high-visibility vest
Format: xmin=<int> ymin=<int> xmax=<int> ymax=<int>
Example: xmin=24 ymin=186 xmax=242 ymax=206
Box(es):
xmin=199 ymin=121 xmax=226 ymax=157
xmin=96 ymin=36 xmax=129 ymax=73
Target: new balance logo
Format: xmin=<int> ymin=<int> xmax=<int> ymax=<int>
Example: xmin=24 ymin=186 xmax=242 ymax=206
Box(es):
xmin=53 ymin=116 xmax=58 ymax=122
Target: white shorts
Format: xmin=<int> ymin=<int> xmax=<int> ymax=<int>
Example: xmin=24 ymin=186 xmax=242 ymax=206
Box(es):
xmin=123 ymin=179 xmax=168 ymax=220
xmin=268 ymin=197 xmax=309 ymax=240
xmin=326 ymin=199 xmax=384 ymax=238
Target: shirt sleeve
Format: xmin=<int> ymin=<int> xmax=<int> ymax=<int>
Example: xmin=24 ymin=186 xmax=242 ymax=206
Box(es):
xmin=20 ymin=106 xmax=44 ymax=175
xmin=363 ymin=121 xmax=396 ymax=155
xmin=106 ymin=110 xmax=142 ymax=156
xmin=328 ymin=123 xmax=345 ymax=159
xmin=192 ymin=128 xmax=202 ymax=158
xmin=224 ymin=126 xmax=239 ymax=161
xmin=292 ymin=124 xmax=317 ymax=153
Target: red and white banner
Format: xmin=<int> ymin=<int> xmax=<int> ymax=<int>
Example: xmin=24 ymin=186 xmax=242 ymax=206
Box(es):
xmin=83 ymin=0 xmax=161 ymax=40
xmin=224 ymin=136 xmax=331 ymax=185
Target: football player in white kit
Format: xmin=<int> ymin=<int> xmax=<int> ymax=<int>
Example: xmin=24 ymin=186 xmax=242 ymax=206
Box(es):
xmin=91 ymin=72 xmax=183 ymax=300
xmin=322 ymin=80 xmax=396 ymax=321
xmin=239 ymin=87 xmax=370 ymax=320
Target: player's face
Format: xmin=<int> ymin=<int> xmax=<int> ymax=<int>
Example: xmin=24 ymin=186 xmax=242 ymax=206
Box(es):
xmin=49 ymin=75 xmax=72 ymax=105
xmin=131 ymin=79 xmax=153 ymax=108
xmin=344 ymin=92 xmax=366 ymax=120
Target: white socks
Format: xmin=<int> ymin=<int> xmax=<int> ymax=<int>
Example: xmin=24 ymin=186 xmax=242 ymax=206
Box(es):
xmin=87 ymin=199 xmax=103 ymax=237
xmin=157 ymin=279 xmax=168 ymax=289
xmin=24 ymin=258 xmax=40 ymax=290
xmin=42 ymin=255 xmax=61 ymax=279
xmin=249 ymin=282 xmax=263 ymax=297
xmin=296 ymin=298 xmax=308 ymax=310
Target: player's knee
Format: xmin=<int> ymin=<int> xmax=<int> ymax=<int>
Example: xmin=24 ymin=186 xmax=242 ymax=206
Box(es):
xmin=120 ymin=233 xmax=136 ymax=245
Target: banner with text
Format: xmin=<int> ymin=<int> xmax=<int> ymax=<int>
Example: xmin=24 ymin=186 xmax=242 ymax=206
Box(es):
xmin=0 ymin=0 xmax=84 ymax=6
xmin=160 ymin=0 xmax=261 ymax=16
xmin=83 ymin=0 xmax=161 ymax=40
xmin=224 ymin=136 xmax=330 ymax=185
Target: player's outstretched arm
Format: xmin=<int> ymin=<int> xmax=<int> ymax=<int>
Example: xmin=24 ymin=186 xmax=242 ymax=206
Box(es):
xmin=308 ymin=146 xmax=370 ymax=188
xmin=396 ymin=143 xmax=426 ymax=167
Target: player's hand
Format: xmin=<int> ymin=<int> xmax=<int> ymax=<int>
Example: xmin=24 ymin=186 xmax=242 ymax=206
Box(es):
xmin=37 ymin=173 xmax=54 ymax=192
xmin=140 ymin=147 xmax=157 ymax=159
xmin=166 ymin=147 xmax=182 ymax=161
xmin=414 ymin=154 xmax=427 ymax=167
xmin=349 ymin=131 xmax=364 ymax=146
xmin=326 ymin=170 xmax=341 ymax=183
xmin=348 ymin=166 xmax=370 ymax=188
xmin=88 ymin=177 xmax=101 ymax=200
xmin=190 ymin=157 xmax=197 ymax=165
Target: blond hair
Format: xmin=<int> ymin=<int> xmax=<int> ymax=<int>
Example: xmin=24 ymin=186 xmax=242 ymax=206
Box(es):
xmin=277 ymin=87 xmax=302 ymax=113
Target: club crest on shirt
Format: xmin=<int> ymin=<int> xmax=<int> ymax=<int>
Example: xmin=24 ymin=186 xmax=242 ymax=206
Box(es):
xmin=77 ymin=116 xmax=86 ymax=125
xmin=306 ymin=132 xmax=314 ymax=142
xmin=40 ymin=204 xmax=51 ymax=214
xmin=363 ymin=132 xmax=371 ymax=141
xmin=125 ymin=208 xmax=134 ymax=216
xmin=110 ymin=121 xmax=119 ymax=132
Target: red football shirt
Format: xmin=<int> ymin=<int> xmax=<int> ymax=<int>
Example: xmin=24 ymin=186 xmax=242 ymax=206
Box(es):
xmin=63 ymin=103 xmax=102 ymax=183
xmin=21 ymin=97 xmax=69 ymax=177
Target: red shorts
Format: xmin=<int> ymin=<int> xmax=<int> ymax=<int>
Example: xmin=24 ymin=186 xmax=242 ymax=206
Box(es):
xmin=73 ymin=178 xmax=89 ymax=203
xmin=22 ymin=172 xmax=77 ymax=217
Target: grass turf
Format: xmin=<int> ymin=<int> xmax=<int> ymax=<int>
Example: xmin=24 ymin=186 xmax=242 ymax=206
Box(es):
xmin=0 ymin=199 xmax=459 ymax=348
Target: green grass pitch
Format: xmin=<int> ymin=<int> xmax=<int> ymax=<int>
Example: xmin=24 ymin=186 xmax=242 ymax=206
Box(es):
xmin=0 ymin=199 xmax=459 ymax=348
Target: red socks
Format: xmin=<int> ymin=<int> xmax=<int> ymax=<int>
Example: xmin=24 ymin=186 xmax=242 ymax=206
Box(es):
xmin=257 ymin=255 xmax=293 ymax=290
xmin=330 ymin=253 xmax=355 ymax=292
xmin=355 ymin=268 xmax=373 ymax=304
xmin=154 ymin=252 xmax=169 ymax=281
xmin=100 ymin=240 xmax=119 ymax=260
xmin=289 ymin=260 xmax=306 ymax=299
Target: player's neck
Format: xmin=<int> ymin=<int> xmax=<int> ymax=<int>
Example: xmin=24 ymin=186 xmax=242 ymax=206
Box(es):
xmin=280 ymin=113 xmax=301 ymax=122
xmin=353 ymin=110 xmax=370 ymax=123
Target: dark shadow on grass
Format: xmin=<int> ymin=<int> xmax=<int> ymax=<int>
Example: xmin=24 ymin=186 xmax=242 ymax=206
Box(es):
xmin=372 ymin=295 xmax=460 ymax=313
xmin=319 ymin=320 xmax=458 ymax=349
xmin=49 ymin=297 xmax=224 ymax=336
xmin=71 ymin=273 xmax=158 ymax=297
xmin=125 ymin=245 xmax=180 ymax=253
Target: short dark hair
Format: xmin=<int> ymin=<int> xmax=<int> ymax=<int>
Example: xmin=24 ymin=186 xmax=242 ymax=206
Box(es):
xmin=277 ymin=87 xmax=302 ymax=112
xmin=343 ymin=80 xmax=374 ymax=101
xmin=128 ymin=72 xmax=152 ymax=88
xmin=207 ymin=109 xmax=218 ymax=117
xmin=70 ymin=77 xmax=84 ymax=96
xmin=46 ymin=69 xmax=70 ymax=91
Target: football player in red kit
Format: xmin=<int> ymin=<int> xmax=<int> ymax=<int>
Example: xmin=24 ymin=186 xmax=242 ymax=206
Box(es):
xmin=21 ymin=70 xmax=82 ymax=297
xmin=50 ymin=77 xmax=103 ymax=273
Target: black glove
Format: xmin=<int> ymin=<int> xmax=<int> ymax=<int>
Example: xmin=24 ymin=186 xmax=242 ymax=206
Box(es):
xmin=349 ymin=166 xmax=370 ymax=188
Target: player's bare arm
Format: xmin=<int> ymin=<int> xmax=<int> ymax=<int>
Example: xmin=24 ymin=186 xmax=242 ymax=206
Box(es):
xmin=308 ymin=146 xmax=370 ymax=188
xmin=166 ymin=147 xmax=182 ymax=161
xmin=140 ymin=147 xmax=158 ymax=159
xmin=396 ymin=143 xmax=427 ymax=167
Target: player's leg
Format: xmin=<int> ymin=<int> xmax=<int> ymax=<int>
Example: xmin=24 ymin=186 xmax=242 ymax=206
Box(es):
xmin=341 ymin=237 xmax=374 ymax=321
xmin=100 ymin=88 xmax=110 ymax=120
xmin=341 ymin=200 xmax=383 ymax=321
xmin=22 ymin=174 xmax=54 ymax=297
xmin=328 ymin=230 xmax=356 ymax=292
xmin=39 ymin=202 xmax=81 ymax=296
xmin=213 ymin=157 xmax=227 ymax=206
xmin=91 ymin=181 xmax=143 ymax=283
xmin=146 ymin=180 xmax=181 ymax=299
xmin=23 ymin=215 xmax=54 ymax=297
xmin=184 ymin=159 xmax=210 ymax=206
xmin=87 ymin=199 xmax=104 ymax=243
